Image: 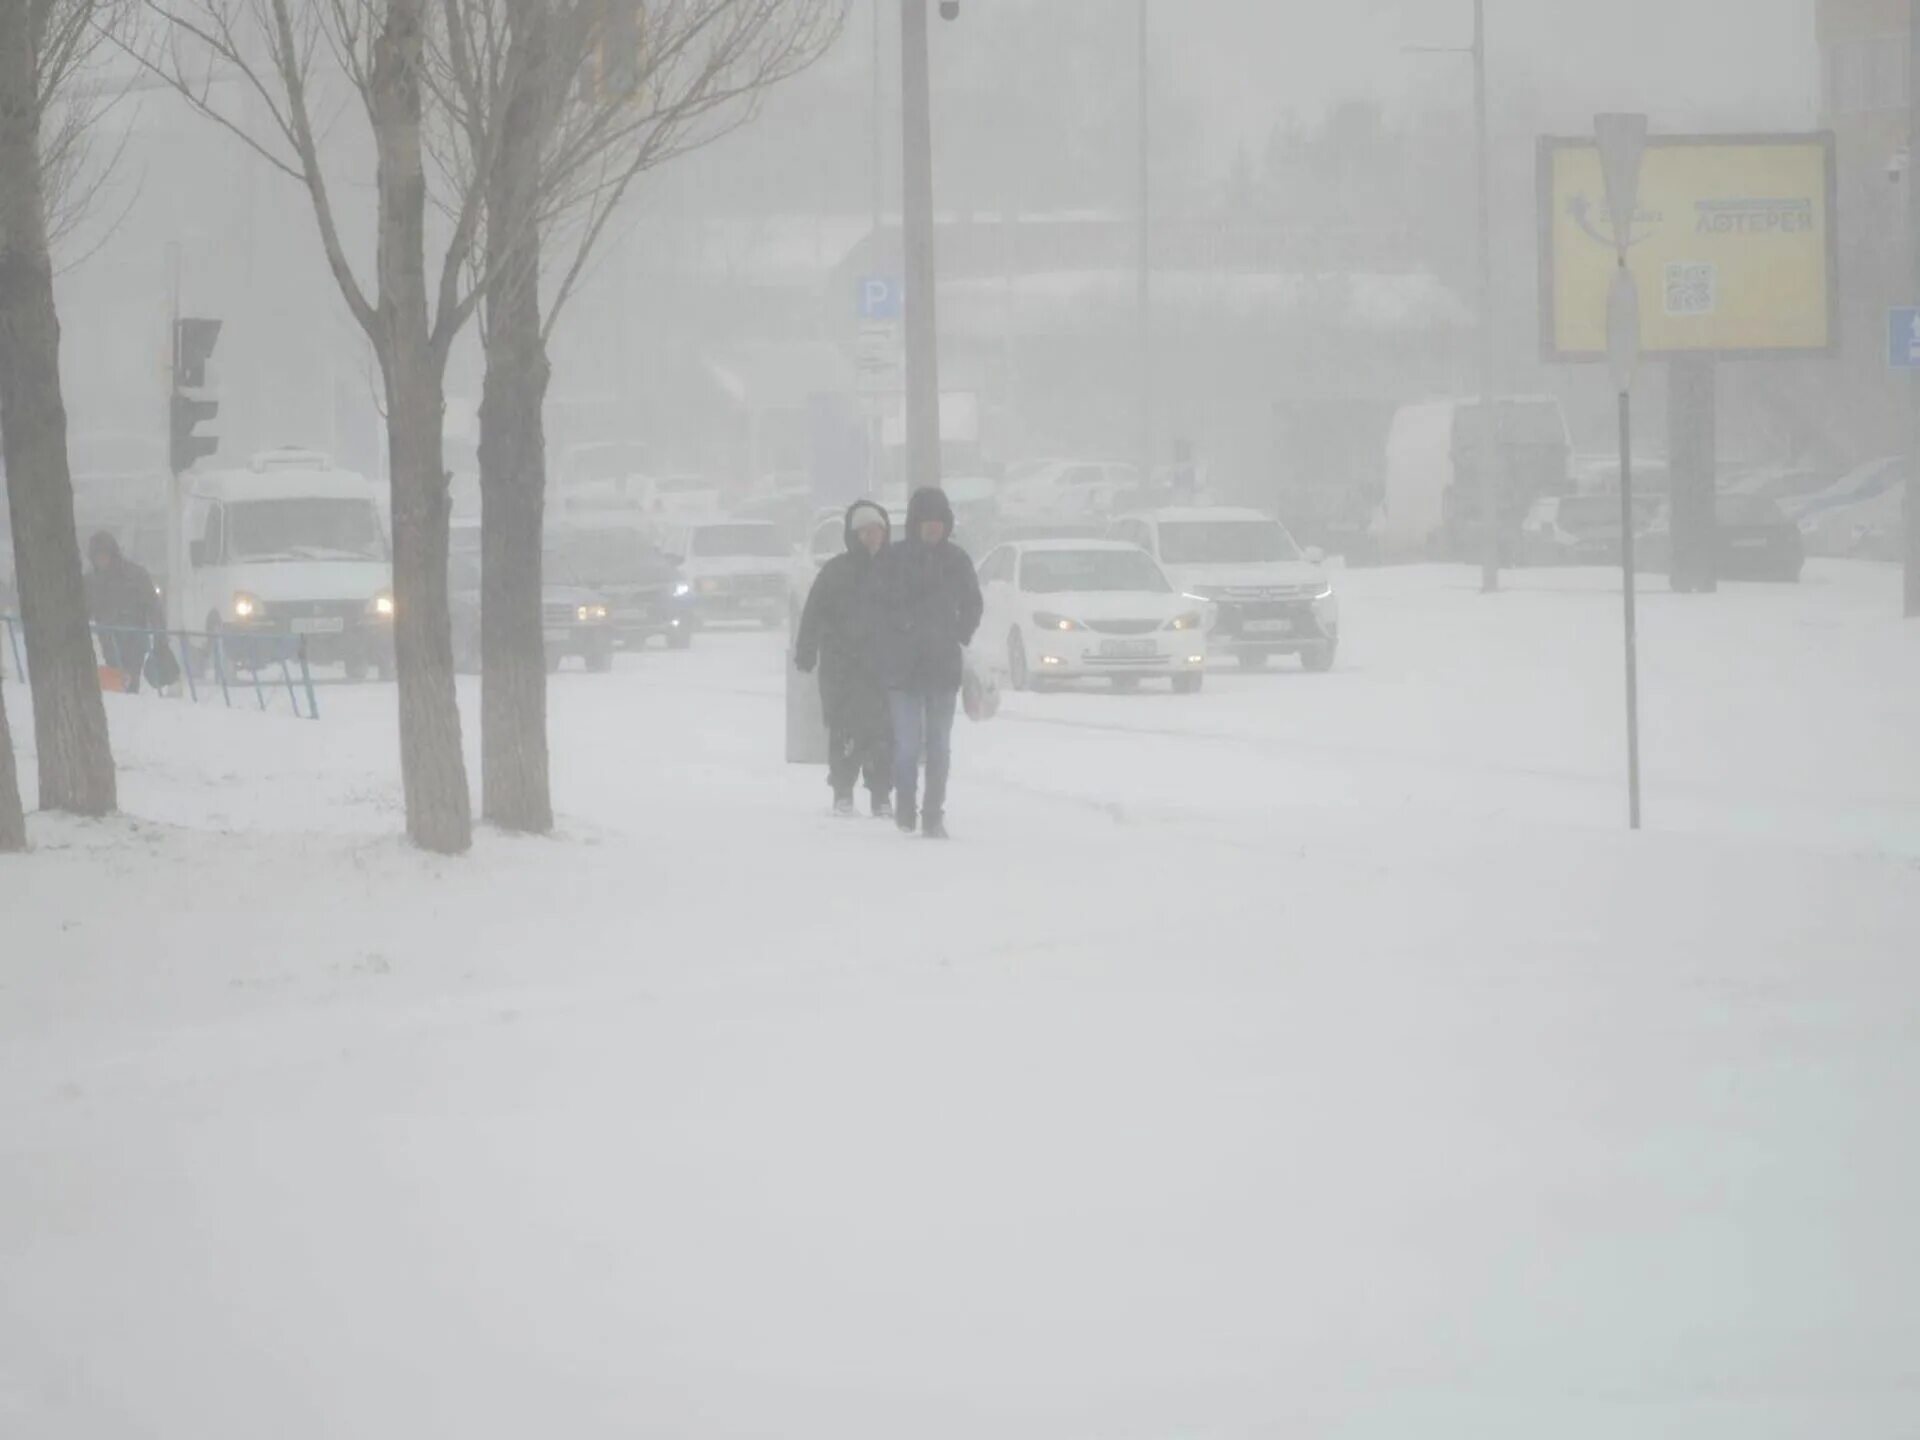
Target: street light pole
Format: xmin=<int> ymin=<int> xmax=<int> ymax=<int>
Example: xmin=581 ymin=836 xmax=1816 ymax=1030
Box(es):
xmin=1473 ymin=0 xmax=1499 ymax=594
xmin=1137 ymin=0 xmax=1152 ymax=488
xmin=900 ymin=0 xmax=941 ymax=493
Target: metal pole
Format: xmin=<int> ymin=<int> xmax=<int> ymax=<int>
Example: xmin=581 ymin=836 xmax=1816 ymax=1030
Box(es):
xmin=1619 ymin=386 xmax=1642 ymax=830
xmin=1473 ymin=0 xmax=1499 ymax=593
xmin=900 ymin=0 xmax=941 ymax=492
xmin=1909 ymin=0 xmax=1920 ymax=616
xmin=1137 ymin=0 xmax=1152 ymax=487
xmin=869 ymin=0 xmax=884 ymax=495
xmin=165 ymin=241 xmax=187 ymax=635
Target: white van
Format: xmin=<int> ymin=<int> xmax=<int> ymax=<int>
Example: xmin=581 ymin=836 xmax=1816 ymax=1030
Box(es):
xmin=1110 ymin=507 xmax=1338 ymax=671
xmin=1381 ymin=396 xmax=1572 ymax=562
xmin=182 ymin=449 xmax=394 ymax=679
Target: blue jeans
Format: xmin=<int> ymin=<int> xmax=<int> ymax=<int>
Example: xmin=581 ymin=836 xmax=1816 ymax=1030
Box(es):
xmin=888 ymin=688 xmax=958 ymax=818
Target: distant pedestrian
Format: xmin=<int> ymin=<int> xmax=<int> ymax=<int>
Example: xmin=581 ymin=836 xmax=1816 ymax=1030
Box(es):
xmin=876 ymin=486 xmax=982 ymax=840
xmin=794 ymin=499 xmax=894 ymax=818
xmin=84 ymin=532 xmax=160 ymax=694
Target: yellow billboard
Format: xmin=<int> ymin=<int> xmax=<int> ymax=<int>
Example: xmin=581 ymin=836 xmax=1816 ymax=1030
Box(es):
xmin=1538 ymin=133 xmax=1837 ymax=359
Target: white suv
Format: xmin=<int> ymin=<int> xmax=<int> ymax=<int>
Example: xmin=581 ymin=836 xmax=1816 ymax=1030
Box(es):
xmin=1111 ymin=507 xmax=1338 ymax=671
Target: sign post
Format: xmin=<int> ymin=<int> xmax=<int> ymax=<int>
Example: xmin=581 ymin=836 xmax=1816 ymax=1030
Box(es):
xmin=1597 ymin=112 xmax=1647 ymax=832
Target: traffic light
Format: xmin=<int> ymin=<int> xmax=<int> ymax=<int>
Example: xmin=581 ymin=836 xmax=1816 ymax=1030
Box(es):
xmin=170 ymin=392 xmax=218 ymax=474
xmin=171 ymin=317 xmax=221 ymax=474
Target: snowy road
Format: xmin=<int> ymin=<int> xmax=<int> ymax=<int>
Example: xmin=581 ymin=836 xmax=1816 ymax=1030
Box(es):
xmin=2 ymin=562 xmax=1917 ymax=1437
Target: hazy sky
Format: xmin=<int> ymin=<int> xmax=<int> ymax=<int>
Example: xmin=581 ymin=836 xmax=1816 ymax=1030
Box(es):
xmin=1160 ymin=0 xmax=1818 ymax=146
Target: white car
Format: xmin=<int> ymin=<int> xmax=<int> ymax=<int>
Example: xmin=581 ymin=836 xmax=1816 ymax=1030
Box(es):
xmin=999 ymin=459 xmax=1142 ymax=524
xmin=975 ymin=539 xmax=1207 ymax=693
xmin=660 ymin=518 xmax=792 ymax=628
xmin=181 ymin=450 xmax=394 ymax=680
xmin=1110 ymin=507 xmax=1338 ymax=671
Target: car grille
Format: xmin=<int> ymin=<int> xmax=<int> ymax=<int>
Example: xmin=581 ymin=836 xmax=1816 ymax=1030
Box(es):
xmin=1210 ymin=584 xmax=1323 ymax=603
xmin=1086 ymin=619 xmax=1160 ymax=636
xmin=257 ymin=599 xmax=364 ymax=624
xmin=1219 ymin=600 xmax=1312 ymax=622
xmin=543 ymin=601 xmax=577 ymax=625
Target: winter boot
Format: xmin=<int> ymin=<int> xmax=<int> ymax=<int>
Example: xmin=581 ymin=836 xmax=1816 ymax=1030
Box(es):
xmin=896 ymin=802 xmax=918 ymax=835
xmin=921 ymin=811 xmax=948 ymax=840
xmin=872 ymin=793 xmax=894 ymax=821
xmin=833 ymin=794 xmax=856 ymax=818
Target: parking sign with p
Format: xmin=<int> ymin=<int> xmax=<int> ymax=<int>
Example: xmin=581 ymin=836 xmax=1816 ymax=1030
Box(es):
xmin=857 ymin=275 xmax=903 ymax=322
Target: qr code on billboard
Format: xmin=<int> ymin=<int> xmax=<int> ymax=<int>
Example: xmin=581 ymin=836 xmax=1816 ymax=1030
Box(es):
xmin=1665 ymin=262 xmax=1716 ymax=317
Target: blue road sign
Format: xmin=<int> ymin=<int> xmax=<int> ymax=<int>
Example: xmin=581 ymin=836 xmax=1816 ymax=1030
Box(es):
xmin=1889 ymin=307 xmax=1920 ymax=369
xmin=857 ymin=275 xmax=903 ymax=322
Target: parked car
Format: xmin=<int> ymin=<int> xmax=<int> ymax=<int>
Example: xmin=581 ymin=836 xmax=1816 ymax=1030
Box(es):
xmin=1783 ymin=456 xmax=1904 ymax=526
xmin=1110 ymin=507 xmax=1337 ymax=671
xmin=1640 ymin=493 xmax=1803 ymax=583
xmin=446 ymin=524 xmax=616 ymax=673
xmin=660 ymin=518 xmax=792 ymax=628
xmin=1520 ymin=493 xmax=1660 ymax=566
xmin=1801 ymin=484 xmax=1903 ymax=561
xmin=181 ymin=449 xmax=394 ymax=680
xmin=999 ymin=459 xmax=1142 ymax=524
xmin=545 ymin=522 xmax=694 ymax=650
xmin=974 ymin=539 xmax=1207 ymax=693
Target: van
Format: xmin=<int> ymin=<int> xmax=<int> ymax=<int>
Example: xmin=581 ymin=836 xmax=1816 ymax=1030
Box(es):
xmin=182 ymin=449 xmax=394 ymax=679
xmin=1381 ymin=396 xmax=1572 ymax=562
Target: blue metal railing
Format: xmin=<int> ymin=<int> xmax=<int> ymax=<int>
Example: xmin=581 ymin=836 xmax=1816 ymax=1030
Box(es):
xmin=1 ymin=615 xmax=320 ymax=720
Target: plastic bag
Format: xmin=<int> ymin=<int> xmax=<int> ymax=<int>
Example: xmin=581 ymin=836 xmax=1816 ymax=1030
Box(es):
xmin=961 ymin=650 xmax=1000 ymax=722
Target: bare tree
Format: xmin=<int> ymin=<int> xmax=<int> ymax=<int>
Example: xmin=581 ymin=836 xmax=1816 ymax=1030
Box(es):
xmin=0 ymin=0 xmax=127 ymax=822
xmin=147 ymin=0 xmax=494 ymax=853
xmin=437 ymin=0 xmax=843 ymax=833
xmin=0 ymin=671 xmax=23 ymax=849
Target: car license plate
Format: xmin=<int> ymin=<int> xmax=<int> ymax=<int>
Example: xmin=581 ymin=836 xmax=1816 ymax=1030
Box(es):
xmin=543 ymin=627 xmax=569 ymax=643
xmin=1100 ymin=639 xmax=1157 ymax=658
xmin=1244 ymin=618 xmax=1293 ymax=636
xmin=290 ymin=616 xmax=344 ymax=635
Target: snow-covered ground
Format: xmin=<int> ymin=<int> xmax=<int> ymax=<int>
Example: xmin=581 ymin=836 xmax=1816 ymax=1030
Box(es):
xmin=3 ymin=561 xmax=1917 ymax=1438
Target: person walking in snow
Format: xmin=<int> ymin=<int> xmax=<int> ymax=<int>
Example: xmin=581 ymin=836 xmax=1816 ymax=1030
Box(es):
xmin=83 ymin=532 xmax=161 ymax=693
xmin=794 ymin=499 xmax=895 ymax=818
xmin=875 ymin=486 xmax=982 ymax=839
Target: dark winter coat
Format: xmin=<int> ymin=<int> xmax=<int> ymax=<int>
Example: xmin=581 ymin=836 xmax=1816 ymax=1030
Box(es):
xmin=876 ymin=487 xmax=983 ymax=695
xmin=84 ymin=554 xmax=160 ymax=631
xmin=794 ymin=500 xmax=891 ymax=733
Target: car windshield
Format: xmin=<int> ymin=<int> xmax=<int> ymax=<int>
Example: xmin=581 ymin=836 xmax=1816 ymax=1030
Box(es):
xmin=1021 ymin=549 xmax=1169 ymax=594
xmin=1156 ymin=520 xmax=1301 ymax=566
xmin=1717 ymin=495 xmax=1786 ymax=526
xmin=691 ymin=524 xmax=786 ymax=559
xmin=228 ymin=499 xmax=386 ymax=561
xmin=547 ymin=529 xmax=660 ymax=585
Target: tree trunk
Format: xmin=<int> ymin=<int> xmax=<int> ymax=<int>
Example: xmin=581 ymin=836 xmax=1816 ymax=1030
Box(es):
xmin=0 ymin=4 xmax=115 ymax=818
xmin=373 ymin=0 xmax=471 ymax=854
xmin=0 ymin=674 xmax=25 ymax=851
xmin=476 ymin=6 xmax=555 ymax=835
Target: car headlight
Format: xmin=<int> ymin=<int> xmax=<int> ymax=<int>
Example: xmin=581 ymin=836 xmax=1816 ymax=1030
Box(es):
xmin=369 ymin=592 xmax=395 ymax=619
xmin=1031 ymin=611 xmax=1083 ymax=632
xmin=1314 ymin=584 xmax=1334 ymax=600
xmin=231 ymin=591 xmax=260 ymax=620
xmin=1164 ymin=610 xmax=1204 ymax=632
xmin=577 ymin=603 xmax=609 ymax=622
xmin=672 ymin=581 xmax=692 ymax=597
